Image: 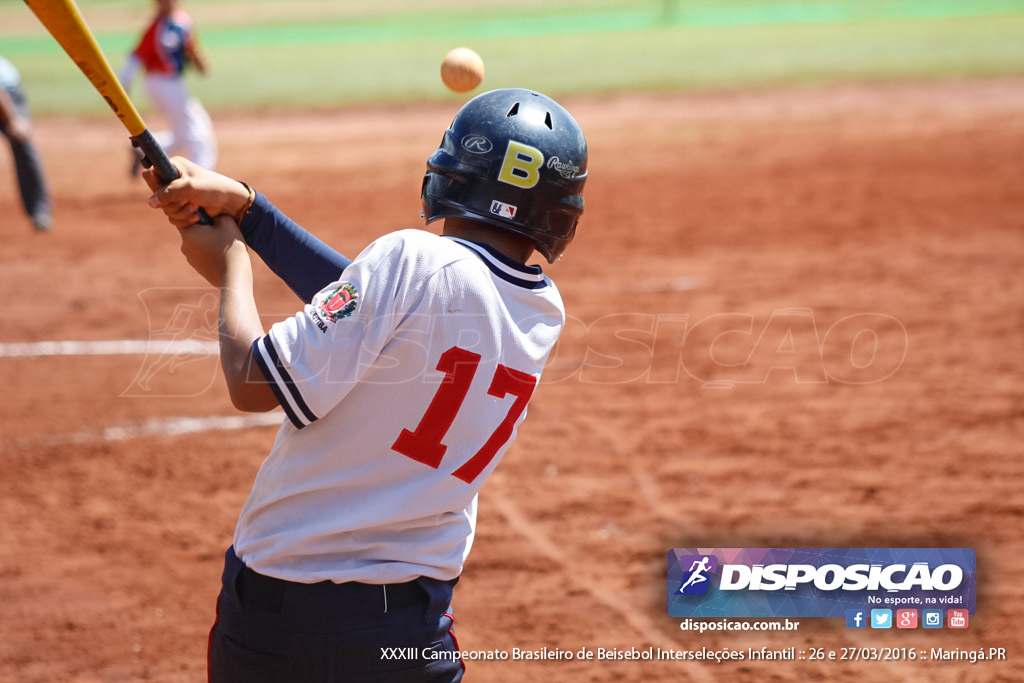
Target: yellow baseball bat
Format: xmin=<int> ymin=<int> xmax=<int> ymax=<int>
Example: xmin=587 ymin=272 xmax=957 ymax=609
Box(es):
xmin=23 ymin=0 xmax=211 ymax=221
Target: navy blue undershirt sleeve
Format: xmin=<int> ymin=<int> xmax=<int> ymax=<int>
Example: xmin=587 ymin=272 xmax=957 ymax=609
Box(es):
xmin=237 ymin=191 xmax=352 ymax=303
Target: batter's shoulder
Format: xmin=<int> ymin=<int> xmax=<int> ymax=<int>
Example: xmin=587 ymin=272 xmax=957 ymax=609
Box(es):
xmin=386 ymin=228 xmax=452 ymax=249
xmin=378 ymin=229 xmax=476 ymax=266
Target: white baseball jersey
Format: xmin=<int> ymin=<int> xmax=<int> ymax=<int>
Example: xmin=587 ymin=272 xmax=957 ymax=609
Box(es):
xmin=237 ymin=229 xmax=564 ymax=584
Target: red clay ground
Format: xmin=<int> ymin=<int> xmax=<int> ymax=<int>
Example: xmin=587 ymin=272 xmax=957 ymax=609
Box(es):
xmin=1 ymin=77 xmax=1022 ymax=682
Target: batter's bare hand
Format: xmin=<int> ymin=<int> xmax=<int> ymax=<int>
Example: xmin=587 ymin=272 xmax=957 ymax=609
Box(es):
xmin=177 ymin=214 xmax=249 ymax=288
xmin=145 ymin=156 xmax=252 ymax=229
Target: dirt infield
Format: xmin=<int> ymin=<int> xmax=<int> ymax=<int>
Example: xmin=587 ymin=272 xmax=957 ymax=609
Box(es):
xmin=1 ymin=77 xmax=1022 ymax=682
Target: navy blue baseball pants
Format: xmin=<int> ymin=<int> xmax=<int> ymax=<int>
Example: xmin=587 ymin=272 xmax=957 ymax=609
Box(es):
xmin=208 ymin=547 xmax=464 ymax=682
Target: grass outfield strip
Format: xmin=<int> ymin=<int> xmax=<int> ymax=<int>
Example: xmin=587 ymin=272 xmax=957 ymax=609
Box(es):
xmin=4 ymin=0 xmax=1024 ymax=51
xmin=3 ymin=0 xmax=1023 ymax=114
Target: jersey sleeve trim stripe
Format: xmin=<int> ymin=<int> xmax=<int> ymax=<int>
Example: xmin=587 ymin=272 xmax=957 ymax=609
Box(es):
xmin=445 ymin=237 xmax=548 ymax=290
xmin=252 ymin=336 xmax=318 ymax=429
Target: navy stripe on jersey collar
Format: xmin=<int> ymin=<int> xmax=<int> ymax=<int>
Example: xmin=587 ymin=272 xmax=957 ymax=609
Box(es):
xmin=446 ymin=237 xmax=548 ymax=290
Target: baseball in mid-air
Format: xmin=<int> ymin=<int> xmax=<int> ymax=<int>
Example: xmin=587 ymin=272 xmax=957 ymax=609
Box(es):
xmin=441 ymin=47 xmax=484 ymax=93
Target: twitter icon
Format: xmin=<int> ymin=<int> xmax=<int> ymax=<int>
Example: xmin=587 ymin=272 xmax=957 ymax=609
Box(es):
xmin=871 ymin=609 xmax=893 ymax=629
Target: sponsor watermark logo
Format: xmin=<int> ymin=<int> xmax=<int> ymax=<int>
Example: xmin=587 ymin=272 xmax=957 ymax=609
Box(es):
xmin=667 ymin=548 xmax=975 ymax=620
xmin=676 ymin=555 xmax=718 ymax=596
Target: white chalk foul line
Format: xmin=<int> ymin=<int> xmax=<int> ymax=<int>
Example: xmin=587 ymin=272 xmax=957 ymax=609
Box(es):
xmin=0 ymin=340 xmax=285 ymax=450
xmin=101 ymin=412 xmax=286 ymax=441
xmin=0 ymin=339 xmax=220 ymax=358
xmin=2 ymin=412 xmax=286 ymax=453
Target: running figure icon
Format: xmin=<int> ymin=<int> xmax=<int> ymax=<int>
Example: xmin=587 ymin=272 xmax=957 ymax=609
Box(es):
xmin=679 ymin=556 xmax=713 ymax=593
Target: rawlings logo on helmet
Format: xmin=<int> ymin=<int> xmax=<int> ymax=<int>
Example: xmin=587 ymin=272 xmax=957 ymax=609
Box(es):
xmin=461 ymin=134 xmax=493 ymax=154
xmin=547 ymin=156 xmax=581 ymax=179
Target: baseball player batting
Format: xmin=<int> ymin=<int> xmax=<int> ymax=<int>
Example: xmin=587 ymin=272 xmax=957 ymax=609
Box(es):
xmin=143 ymin=88 xmax=588 ymax=681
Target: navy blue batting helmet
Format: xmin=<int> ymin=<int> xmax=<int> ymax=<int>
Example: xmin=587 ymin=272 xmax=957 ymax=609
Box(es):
xmin=422 ymin=88 xmax=588 ymax=263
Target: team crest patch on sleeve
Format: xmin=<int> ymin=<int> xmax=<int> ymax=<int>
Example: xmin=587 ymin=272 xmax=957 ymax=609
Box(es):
xmin=317 ymin=283 xmax=359 ymax=322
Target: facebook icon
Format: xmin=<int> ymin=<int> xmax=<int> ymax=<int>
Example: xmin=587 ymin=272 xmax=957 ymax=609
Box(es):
xmin=845 ymin=609 xmax=867 ymax=629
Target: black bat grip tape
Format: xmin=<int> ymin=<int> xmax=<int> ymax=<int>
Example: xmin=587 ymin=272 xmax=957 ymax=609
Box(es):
xmin=131 ymin=130 xmax=214 ymax=226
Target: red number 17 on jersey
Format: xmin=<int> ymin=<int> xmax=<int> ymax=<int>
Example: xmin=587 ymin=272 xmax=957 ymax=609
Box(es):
xmin=391 ymin=346 xmax=537 ymax=484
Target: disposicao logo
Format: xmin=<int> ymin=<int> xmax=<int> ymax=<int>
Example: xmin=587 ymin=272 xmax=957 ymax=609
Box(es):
xmin=675 ymin=555 xmax=718 ymax=596
xmin=667 ymin=548 xmax=976 ymax=619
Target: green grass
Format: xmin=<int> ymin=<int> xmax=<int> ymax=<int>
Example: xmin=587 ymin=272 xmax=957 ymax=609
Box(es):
xmin=1 ymin=0 xmax=1023 ymax=116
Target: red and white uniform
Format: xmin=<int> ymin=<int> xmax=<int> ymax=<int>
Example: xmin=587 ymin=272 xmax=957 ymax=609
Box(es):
xmin=240 ymin=230 xmax=564 ymax=584
xmin=119 ymin=8 xmax=216 ymax=169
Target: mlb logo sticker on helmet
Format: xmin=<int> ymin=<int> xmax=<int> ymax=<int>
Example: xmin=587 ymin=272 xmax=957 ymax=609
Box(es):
xmin=490 ymin=200 xmax=517 ymax=220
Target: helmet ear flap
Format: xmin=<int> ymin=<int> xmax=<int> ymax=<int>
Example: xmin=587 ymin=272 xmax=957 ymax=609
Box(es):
xmin=421 ymin=171 xmax=459 ymax=224
xmin=421 ymin=88 xmax=588 ymax=263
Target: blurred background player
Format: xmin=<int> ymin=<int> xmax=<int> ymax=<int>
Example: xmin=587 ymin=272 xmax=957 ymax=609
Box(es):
xmin=0 ymin=54 xmax=52 ymax=232
xmin=118 ymin=0 xmax=217 ymax=172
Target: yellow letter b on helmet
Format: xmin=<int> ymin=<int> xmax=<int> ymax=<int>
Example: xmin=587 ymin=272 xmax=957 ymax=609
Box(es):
xmin=498 ymin=140 xmax=544 ymax=189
